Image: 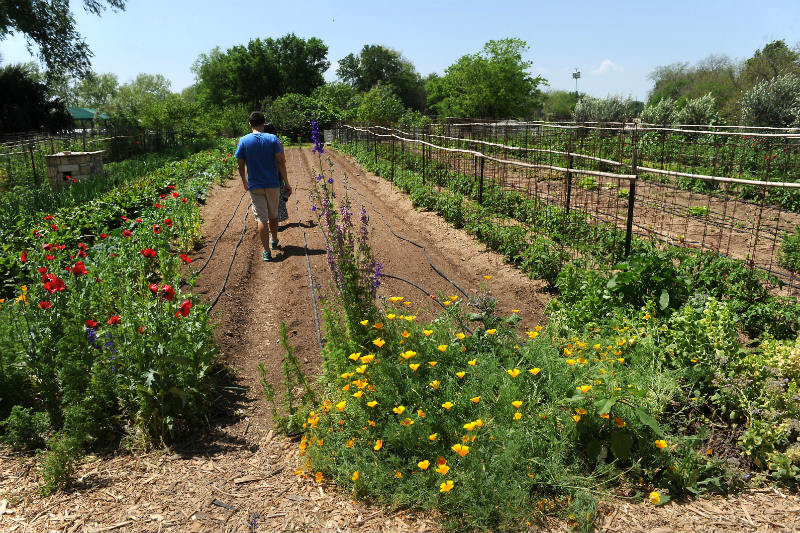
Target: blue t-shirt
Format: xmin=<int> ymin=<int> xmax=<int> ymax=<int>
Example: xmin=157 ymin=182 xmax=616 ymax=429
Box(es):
xmin=234 ymin=132 xmax=283 ymax=190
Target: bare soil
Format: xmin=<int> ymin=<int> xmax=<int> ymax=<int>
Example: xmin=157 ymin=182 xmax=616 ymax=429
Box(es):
xmin=1 ymin=146 xmax=799 ymax=532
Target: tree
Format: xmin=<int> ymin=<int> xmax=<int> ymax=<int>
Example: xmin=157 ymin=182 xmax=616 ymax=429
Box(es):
xmin=0 ymin=0 xmax=126 ymax=78
xmin=572 ymin=95 xmax=641 ymax=123
xmin=740 ymin=40 xmax=800 ymax=88
xmin=543 ymin=90 xmax=579 ymax=120
xmin=337 ymin=45 xmax=425 ymax=110
xmin=192 ymin=34 xmax=329 ymax=109
xmin=112 ymin=73 xmax=171 ymax=121
xmin=0 ymin=63 xmax=72 ymax=134
xmin=356 ymin=84 xmax=405 ymax=125
xmin=264 ymin=92 xmax=338 ymax=142
xmin=740 ymin=73 xmax=800 ymax=127
xmin=311 ymin=82 xmax=361 ymax=121
xmin=426 ymin=38 xmax=545 ymax=119
xmin=75 ymin=71 xmax=118 ymax=109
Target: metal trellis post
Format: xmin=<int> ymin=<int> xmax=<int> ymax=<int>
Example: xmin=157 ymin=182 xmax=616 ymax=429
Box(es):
xmin=624 ymin=122 xmax=639 ymax=257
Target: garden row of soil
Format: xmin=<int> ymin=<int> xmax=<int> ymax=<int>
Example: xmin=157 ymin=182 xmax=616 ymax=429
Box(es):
xmin=1 ymin=146 xmax=798 ymax=532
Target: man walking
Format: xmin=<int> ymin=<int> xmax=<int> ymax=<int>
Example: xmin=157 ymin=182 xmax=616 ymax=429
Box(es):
xmin=235 ymin=112 xmax=291 ymax=261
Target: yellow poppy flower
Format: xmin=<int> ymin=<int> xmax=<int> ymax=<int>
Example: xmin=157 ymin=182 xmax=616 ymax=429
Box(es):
xmin=356 ymin=365 xmax=367 ymax=374
xmin=386 ymin=314 xmax=396 ymax=320
xmin=456 ymin=333 xmax=466 ymax=340
xmin=315 ymin=471 xmax=323 ymax=483
xmin=430 ymin=380 xmax=440 ymax=389
xmin=393 ymin=405 xmax=405 ymax=414
xmin=443 ymin=300 xmax=451 ymax=306
xmin=360 ymin=354 xmax=375 ymax=363
xmin=512 ymin=400 xmax=523 ymax=408
xmin=418 ymin=460 xmax=430 ymax=470
xmin=317 ymin=439 xmax=324 ymax=446
xmin=514 ymin=412 xmax=522 ymax=420
xmin=400 ymin=418 xmax=414 ymax=426
xmin=529 ymin=368 xmax=541 ymax=375
xmin=352 ymin=390 xmax=363 ymax=398
xmin=423 ymin=330 xmax=433 ymax=336
xmin=655 ymin=440 xmax=667 ymax=449
xmin=468 ymin=359 xmax=477 ymax=366
xmin=437 ymin=345 xmax=447 ymax=352
xmin=512 ymin=309 xmax=519 ymax=313
xmin=409 ymin=363 xmax=420 ymax=371
xmin=373 ymin=338 xmax=385 ymax=348
xmin=507 ymin=368 xmax=520 ymax=378
xmin=527 ymin=330 xmax=539 ymax=339
xmin=435 ymin=463 xmax=450 ymax=475
xmin=401 ymin=330 xmax=411 ymax=338
xmin=401 ymin=350 xmax=417 ymax=360
xmin=351 ymin=471 xmax=359 ymax=481
xmin=359 ymin=320 xmax=369 ymax=326
xmin=470 ymin=396 xmax=480 ymax=403
xmin=440 ymin=480 xmax=454 ymax=492
xmin=404 ymin=301 xmax=411 ymax=307
xmin=367 ymin=400 xmax=378 ymax=408
xmin=566 ymin=359 xmax=576 ymax=366
xmin=404 ymin=315 xmax=416 ymax=322
xmin=335 ymin=401 xmax=346 ymax=412
xmin=346 ymin=439 xmax=354 ymax=448
xmin=395 ymin=471 xmax=403 ymax=478
xmin=349 ymin=352 xmax=361 ymax=361
xmin=575 ymin=408 xmax=587 ymax=415
xmin=486 ymin=329 xmax=497 ymax=335
xmin=428 ymin=433 xmax=438 ymax=441
xmin=456 ymin=371 xmax=466 ymax=379
xmin=576 ymin=385 xmax=592 ymax=394
xmin=373 ymin=323 xmax=383 ymax=329
xmin=428 ymin=361 xmax=438 ymax=366
xmin=572 ymin=415 xmax=581 ymax=422
xmin=451 ymin=444 xmax=469 ymax=457
xmin=374 ymin=439 xmax=383 ymax=451
xmin=368 ymin=420 xmax=375 ymax=426
xmin=649 ymin=491 xmax=660 ymax=505
xmin=463 ymin=422 xmax=476 ymax=431
xmin=417 ymin=409 xmax=426 ymax=417
xmin=442 ymin=402 xmax=453 ymax=410
xmin=483 ymin=275 xmax=492 ymax=280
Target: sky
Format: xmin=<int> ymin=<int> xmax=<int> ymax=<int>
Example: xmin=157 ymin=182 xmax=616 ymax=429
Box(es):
xmin=1 ymin=0 xmax=799 ymax=102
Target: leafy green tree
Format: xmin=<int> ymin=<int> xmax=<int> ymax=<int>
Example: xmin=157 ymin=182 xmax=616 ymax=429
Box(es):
xmin=543 ymin=90 xmax=579 ymax=120
xmin=740 ymin=73 xmax=800 ymax=127
xmin=0 ymin=0 xmax=125 ymax=77
xmin=311 ymin=82 xmax=361 ymax=121
xmin=0 ymin=63 xmax=72 ymax=133
xmin=427 ymin=38 xmax=545 ymax=119
xmin=112 ymin=73 xmax=171 ymax=121
xmin=265 ymin=92 xmax=338 ymax=142
xmin=356 ymin=84 xmax=405 ymax=125
xmin=75 ymin=71 xmax=118 ymax=109
xmin=740 ymin=40 xmax=800 ymax=88
xmin=572 ymin=95 xmax=641 ymax=123
xmin=672 ymin=93 xmax=720 ymax=125
xmin=192 ymin=34 xmax=329 ymax=108
xmin=337 ymin=45 xmax=425 ymax=110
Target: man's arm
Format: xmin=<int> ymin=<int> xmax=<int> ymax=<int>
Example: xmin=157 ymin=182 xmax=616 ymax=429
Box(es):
xmin=275 ymin=151 xmax=291 ymax=194
xmin=238 ymin=158 xmax=248 ymax=191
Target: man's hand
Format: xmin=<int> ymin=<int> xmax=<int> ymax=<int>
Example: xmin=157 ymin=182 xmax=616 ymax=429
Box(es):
xmin=283 ymin=184 xmax=292 ymax=197
xmin=243 ymin=181 xmax=249 ymax=192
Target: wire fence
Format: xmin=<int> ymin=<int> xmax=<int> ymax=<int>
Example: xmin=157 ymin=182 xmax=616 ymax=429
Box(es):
xmin=333 ymin=121 xmax=800 ymax=293
xmin=0 ymin=126 xmax=201 ymax=190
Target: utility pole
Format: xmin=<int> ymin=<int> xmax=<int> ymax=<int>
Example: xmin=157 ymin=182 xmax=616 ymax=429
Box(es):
xmin=572 ymin=68 xmax=581 ymax=97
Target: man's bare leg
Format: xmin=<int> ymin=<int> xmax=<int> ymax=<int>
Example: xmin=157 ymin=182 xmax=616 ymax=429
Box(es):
xmin=257 ymin=220 xmax=270 ymax=251
xmin=268 ymin=217 xmax=279 ymax=245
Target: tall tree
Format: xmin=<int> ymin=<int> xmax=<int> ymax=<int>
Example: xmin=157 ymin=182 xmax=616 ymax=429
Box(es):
xmin=0 ymin=0 xmax=126 ymax=78
xmin=192 ymin=34 xmax=329 ymax=109
xmin=740 ymin=40 xmax=800 ymax=87
xmin=336 ymin=45 xmax=425 ymax=110
xmin=112 ymin=73 xmax=171 ymax=119
xmin=0 ymin=63 xmax=72 ymax=134
xmin=75 ymin=71 xmax=118 ymax=109
xmin=427 ymin=38 xmax=545 ymax=119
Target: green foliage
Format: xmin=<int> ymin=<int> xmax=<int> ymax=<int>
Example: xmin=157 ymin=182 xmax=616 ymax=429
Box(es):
xmin=779 ymin=226 xmax=800 ymax=273
xmin=38 ymin=434 xmax=82 ymax=495
xmin=740 ymin=73 xmax=800 ymax=128
xmin=356 ymin=85 xmax=406 ymax=126
xmin=0 ymin=63 xmax=73 ymax=134
xmin=265 ymin=92 xmax=339 ymax=141
xmin=573 ymin=95 xmax=642 ymax=123
xmin=671 ymin=93 xmax=720 ymax=125
xmin=0 ymin=0 xmax=126 ymax=77
xmin=543 ymin=90 xmax=580 ymax=120
xmin=427 ymin=38 xmax=545 ymax=119
xmin=192 ymin=34 xmax=329 ymax=108
xmin=337 ymin=44 xmax=425 ymax=110
xmin=0 ymin=406 xmax=50 ymax=450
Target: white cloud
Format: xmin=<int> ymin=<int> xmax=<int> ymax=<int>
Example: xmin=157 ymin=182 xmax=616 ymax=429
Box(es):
xmin=590 ymin=59 xmax=624 ymax=75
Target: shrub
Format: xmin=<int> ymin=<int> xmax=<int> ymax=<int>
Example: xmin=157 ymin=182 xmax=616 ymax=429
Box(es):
xmin=740 ymin=73 xmax=800 ymax=128
xmin=0 ymin=406 xmax=50 ymax=450
xmin=779 ymin=226 xmax=800 ymax=273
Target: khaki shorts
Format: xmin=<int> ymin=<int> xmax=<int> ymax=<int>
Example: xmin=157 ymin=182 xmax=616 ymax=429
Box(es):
xmin=249 ymin=187 xmax=280 ymax=222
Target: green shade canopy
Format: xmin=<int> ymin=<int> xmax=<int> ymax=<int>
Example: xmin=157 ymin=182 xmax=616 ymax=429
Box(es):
xmin=67 ymin=107 xmax=110 ymax=120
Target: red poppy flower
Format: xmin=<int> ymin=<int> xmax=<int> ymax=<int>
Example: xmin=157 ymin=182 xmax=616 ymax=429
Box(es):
xmin=109 ymin=253 xmax=118 ymax=257
xmin=56 ymin=244 xmax=66 ymax=251
xmin=164 ymin=219 xmax=173 ymax=227
xmin=107 ymin=315 xmax=120 ymax=325
xmin=181 ymin=198 xmax=188 ymax=203
xmin=77 ymin=243 xmax=87 ymax=250
xmin=168 ymin=185 xmax=175 ymax=190
xmin=141 ymin=248 xmax=157 ymax=258
xmin=180 ymin=253 xmax=192 ymax=264
xmin=42 ymin=243 xmax=53 ymax=251
xmin=153 ymin=224 xmax=161 ymax=234
xmin=38 ymin=266 xmax=47 ymax=275
xmin=138 ymin=326 xmax=148 ymax=335
xmin=45 ymin=254 xmax=55 ymax=261
xmin=172 ymin=192 xmax=179 ymax=198
xmin=135 ymin=218 xmax=142 ymax=223
xmin=99 ymin=233 xmax=108 ymax=239
xmin=71 ymin=262 xmax=87 ymax=276
xmin=85 ymin=319 xmax=98 ymax=328
xmin=175 ymin=300 xmax=192 ymax=318
xmin=20 ymin=251 xmax=27 ymax=263
xmin=160 ymin=284 xmax=175 ymax=302
xmin=44 ymin=215 xmax=54 ymax=221
xmin=154 ymin=203 xmax=163 ymax=208
xmin=39 ymin=301 xmax=52 ymax=310
xmin=159 ymin=194 xmax=166 ymax=199
xmin=121 ymin=216 xmax=128 ymax=221
xmin=149 ymin=283 xmax=159 ymax=294
xmin=78 ymin=250 xmax=87 ymax=258
xmin=96 ymin=277 xmax=102 ymax=283
xmin=43 ymin=277 xmax=66 ymax=293
xmin=123 ymin=230 xmax=133 ymax=238
xmin=222 ymin=158 xmax=227 ymax=163
xmin=51 ymin=225 xmax=58 ymax=231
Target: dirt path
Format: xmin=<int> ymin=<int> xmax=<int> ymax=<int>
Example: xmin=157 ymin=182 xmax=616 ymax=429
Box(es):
xmin=1 ymin=146 xmax=799 ymax=533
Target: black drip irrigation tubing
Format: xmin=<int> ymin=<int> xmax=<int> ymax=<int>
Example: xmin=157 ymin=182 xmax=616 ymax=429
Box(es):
xmin=195 ymin=189 xmax=248 ymax=275
xmin=289 ymin=149 xmax=325 ymax=351
xmin=208 ymin=207 xmax=249 ymax=310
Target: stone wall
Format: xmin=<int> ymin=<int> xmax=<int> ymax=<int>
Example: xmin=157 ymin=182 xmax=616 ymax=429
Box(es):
xmin=45 ymin=151 xmax=104 ymax=188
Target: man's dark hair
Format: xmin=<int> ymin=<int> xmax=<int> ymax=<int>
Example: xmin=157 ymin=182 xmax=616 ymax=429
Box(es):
xmin=248 ymin=111 xmax=266 ymax=126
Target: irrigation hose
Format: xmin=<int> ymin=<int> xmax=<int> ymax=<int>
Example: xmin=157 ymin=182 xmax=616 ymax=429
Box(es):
xmin=208 ymin=206 xmax=249 ymax=310
xmin=196 ymin=189 xmax=248 ymax=275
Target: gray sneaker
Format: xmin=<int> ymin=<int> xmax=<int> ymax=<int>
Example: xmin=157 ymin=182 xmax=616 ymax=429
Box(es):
xmin=262 ymin=250 xmax=272 ymax=262
xmin=270 ymin=237 xmax=280 ymax=249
